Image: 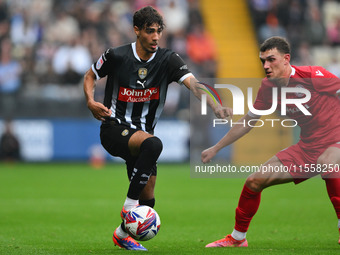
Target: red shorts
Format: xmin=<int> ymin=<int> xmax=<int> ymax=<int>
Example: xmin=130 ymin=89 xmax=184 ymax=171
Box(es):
xmin=276 ymin=141 xmax=340 ymax=184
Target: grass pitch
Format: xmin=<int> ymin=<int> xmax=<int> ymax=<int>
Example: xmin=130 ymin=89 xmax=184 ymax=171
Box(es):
xmin=0 ymin=163 xmax=338 ymax=254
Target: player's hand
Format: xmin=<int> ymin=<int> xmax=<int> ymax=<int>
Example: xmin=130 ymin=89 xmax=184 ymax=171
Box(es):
xmin=201 ymin=146 xmax=218 ymax=164
xmin=213 ymin=105 xmax=233 ymax=119
xmin=87 ymin=100 xmax=112 ymax=121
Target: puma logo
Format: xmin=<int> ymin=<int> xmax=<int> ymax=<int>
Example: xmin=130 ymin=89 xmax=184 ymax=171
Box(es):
xmin=137 ymin=80 xmax=146 ymax=88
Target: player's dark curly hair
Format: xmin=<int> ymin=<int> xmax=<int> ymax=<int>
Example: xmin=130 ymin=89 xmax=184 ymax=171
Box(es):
xmin=133 ymin=6 xmax=165 ymax=30
xmin=260 ymin=36 xmax=291 ymax=54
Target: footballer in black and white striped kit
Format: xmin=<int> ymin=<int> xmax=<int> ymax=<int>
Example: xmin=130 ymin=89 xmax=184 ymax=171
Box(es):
xmin=91 ymin=42 xmax=192 ymax=133
xmin=83 ymin=5 xmax=231 ymax=251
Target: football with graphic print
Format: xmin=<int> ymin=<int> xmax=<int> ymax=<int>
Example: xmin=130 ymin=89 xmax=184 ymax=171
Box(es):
xmin=124 ymin=205 xmax=161 ymax=241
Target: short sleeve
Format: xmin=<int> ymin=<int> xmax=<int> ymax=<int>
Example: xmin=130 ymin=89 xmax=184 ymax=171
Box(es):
xmin=312 ymin=66 xmax=340 ymax=95
xmin=91 ymin=48 xmax=115 ymax=80
xmin=168 ymin=53 xmax=192 ymax=84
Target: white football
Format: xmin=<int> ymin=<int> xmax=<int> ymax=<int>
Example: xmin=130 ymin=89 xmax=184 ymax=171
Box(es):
xmin=124 ymin=205 xmax=161 ymax=241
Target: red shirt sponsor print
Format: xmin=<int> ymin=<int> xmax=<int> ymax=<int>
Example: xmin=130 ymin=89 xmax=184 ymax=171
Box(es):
xmin=118 ymin=87 xmax=160 ymax=103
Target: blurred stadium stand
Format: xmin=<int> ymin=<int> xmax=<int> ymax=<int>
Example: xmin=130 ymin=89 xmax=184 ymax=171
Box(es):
xmin=0 ymin=0 xmax=217 ymax=119
xmin=0 ymin=0 xmax=212 ymax=161
xmin=0 ymin=0 xmax=339 ymax=162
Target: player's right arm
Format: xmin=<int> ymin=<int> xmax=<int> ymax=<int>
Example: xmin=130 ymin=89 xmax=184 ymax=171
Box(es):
xmin=201 ymin=114 xmax=257 ymax=163
xmin=83 ymin=68 xmax=111 ymax=121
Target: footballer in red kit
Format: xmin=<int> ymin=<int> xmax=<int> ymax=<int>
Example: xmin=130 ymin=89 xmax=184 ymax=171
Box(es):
xmin=252 ymin=65 xmax=340 ymax=181
xmin=202 ymin=36 xmax=340 ymax=247
xmin=253 ymin=65 xmax=340 ymax=146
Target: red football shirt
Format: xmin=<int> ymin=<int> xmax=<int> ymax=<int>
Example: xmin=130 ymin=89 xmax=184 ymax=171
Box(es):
xmin=250 ymin=65 xmax=340 ymax=147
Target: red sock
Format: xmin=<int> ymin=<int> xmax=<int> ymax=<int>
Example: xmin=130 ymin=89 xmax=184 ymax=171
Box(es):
xmin=234 ymin=184 xmax=262 ymax=232
xmin=325 ymin=177 xmax=340 ymax=219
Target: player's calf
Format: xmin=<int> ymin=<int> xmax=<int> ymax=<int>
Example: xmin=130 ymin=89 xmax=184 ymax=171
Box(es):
xmin=127 ymin=137 xmax=163 ymax=199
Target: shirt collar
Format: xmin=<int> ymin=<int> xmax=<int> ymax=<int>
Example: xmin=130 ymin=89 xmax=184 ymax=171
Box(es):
xmin=290 ymin=66 xmax=296 ymax=77
xmin=131 ymin=42 xmax=156 ymax=63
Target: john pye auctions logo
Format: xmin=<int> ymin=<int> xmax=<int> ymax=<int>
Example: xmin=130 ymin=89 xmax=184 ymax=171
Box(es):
xmin=119 ymin=87 xmax=159 ymax=103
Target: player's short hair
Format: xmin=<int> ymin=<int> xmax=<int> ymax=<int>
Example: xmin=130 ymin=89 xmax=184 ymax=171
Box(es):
xmin=133 ymin=6 xmax=165 ymax=30
xmin=260 ymin=36 xmax=291 ymax=55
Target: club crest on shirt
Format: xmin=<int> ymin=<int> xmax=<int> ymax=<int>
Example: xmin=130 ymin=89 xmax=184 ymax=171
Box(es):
xmin=138 ymin=68 xmax=147 ymax=80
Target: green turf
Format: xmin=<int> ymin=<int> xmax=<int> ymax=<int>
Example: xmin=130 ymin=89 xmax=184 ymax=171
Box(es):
xmin=0 ymin=163 xmax=338 ymax=254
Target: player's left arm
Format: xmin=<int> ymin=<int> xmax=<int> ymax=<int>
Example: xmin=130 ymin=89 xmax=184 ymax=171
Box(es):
xmin=168 ymin=52 xmax=232 ymax=119
xmin=182 ymin=75 xmax=233 ymax=119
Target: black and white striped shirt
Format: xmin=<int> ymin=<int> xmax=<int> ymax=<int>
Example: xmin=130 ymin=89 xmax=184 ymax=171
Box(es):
xmin=92 ymin=42 xmax=192 ymax=133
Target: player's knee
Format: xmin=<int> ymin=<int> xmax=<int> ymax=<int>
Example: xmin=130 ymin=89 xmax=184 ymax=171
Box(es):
xmin=317 ymin=154 xmax=328 ymax=166
xmin=317 ymin=150 xmax=339 ymax=167
xmin=245 ymin=175 xmax=265 ymax=192
xmin=141 ymin=136 xmax=163 ymax=161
